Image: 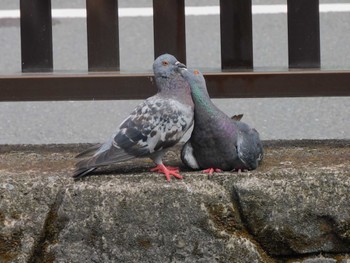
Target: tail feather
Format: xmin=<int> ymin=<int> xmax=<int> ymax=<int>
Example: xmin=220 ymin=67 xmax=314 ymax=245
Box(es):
xmin=72 ymin=145 xmax=135 ymax=178
xmin=72 ymin=167 xmax=96 ymax=179
xmin=75 ymin=143 xmax=103 ymax=158
xmin=231 ymin=114 xmax=244 ymax=121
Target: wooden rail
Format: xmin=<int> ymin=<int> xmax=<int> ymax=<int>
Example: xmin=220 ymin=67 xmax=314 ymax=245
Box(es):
xmin=1 ymin=70 xmax=349 ymax=101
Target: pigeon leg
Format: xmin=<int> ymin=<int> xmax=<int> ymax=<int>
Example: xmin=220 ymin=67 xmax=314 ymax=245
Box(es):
xmin=150 ymin=164 xmax=183 ymax=181
xmin=202 ymin=168 xmax=223 ymax=176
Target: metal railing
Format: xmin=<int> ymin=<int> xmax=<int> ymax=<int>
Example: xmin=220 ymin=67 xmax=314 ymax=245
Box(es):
xmin=0 ymin=0 xmax=349 ymax=101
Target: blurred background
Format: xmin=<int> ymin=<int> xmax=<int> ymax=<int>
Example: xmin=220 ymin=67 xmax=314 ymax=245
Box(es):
xmin=0 ymin=0 xmax=349 ymax=144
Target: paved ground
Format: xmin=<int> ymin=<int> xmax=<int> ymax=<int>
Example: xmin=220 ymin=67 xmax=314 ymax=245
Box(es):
xmin=0 ymin=1 xmax=349 ymax=144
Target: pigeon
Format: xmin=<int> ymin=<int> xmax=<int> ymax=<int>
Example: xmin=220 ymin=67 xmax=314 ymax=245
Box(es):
xmin=73 ymin=54 xmax=194 ymax=181
xmin=180 ymin=69 xmax=263 ymax=175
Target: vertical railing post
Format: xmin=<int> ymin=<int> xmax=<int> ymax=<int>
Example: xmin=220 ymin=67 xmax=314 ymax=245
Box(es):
xmin=86 ymin=0 xmax=120 ymax=71
xmin=220 ymin=0 xmax=253 ymax=70
xmin=287 ymin=0 xmax=320 ymax=68
xmin=153 ymin=0 xmax=186 ymax=63
xmin=20 ymin=0 xmax=53 ymax=72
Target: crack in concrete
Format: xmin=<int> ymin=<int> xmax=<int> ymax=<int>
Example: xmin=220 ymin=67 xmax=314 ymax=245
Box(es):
xmin=230 ymin=185 xmax=276 ymax=263
xmin=28 ymin=189 xmax=66 ymax=263
xmin=230 ymin=177 xmax=350 ymax=262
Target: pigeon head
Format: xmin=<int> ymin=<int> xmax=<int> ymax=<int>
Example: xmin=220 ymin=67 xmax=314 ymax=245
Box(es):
xmin=185 ymin=69 xmax=205 ymax=83
xmin=153 ymin=54 xmax=186 ymax=79
xmin=179 ymin=68 xmax=212 ymax=109
xmin=180 ymin=69 xmax=208 ymax=93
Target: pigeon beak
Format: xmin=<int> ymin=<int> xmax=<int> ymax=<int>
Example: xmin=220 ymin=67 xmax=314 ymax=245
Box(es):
xmin=175 ymin=61 xmax=187 ymax=69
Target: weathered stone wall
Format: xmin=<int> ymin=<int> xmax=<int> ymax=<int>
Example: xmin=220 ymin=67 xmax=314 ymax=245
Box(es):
xmin=0 ymin=141 xmax=349 ymax=263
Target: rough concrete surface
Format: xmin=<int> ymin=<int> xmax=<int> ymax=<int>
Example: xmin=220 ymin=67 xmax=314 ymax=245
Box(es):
xmin=0 ymin=140 xmax=349 ymax=263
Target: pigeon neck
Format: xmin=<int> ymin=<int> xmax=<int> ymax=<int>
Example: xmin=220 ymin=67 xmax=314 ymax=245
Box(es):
xmin=156 ymin=75 xmax=192 ymax=98
xmin=191 ymin=84 xmax=216 ymax=115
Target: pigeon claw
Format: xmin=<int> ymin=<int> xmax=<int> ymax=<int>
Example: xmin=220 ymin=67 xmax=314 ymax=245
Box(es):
xmin=150 ymin=164 xmax=183 ymax=181
xmin=202 ymin=168 xmax=223 ymax=176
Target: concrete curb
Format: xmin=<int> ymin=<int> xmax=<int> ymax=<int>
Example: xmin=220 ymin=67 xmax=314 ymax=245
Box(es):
xmin=0 ymin=140 xmax=349 ymax=262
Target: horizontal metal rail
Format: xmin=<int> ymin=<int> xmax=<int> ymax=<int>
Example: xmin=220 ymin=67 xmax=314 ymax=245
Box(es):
xmin=1 ymin=70 xmax=349 ymax=101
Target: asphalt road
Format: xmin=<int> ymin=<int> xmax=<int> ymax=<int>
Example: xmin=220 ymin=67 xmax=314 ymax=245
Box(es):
xmin=0 ymin=1 xmax=349 ymax=144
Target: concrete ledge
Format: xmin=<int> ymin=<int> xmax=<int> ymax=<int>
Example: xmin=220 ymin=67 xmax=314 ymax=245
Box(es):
xmin=0 ymin=140 xmax=349 ymax=263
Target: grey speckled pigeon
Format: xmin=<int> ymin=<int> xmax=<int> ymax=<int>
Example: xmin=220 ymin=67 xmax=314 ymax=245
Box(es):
xmin=180 ymin=69 xmax=263 ymax=175
xmin=73 ymin=54 xmax=194 ymax=181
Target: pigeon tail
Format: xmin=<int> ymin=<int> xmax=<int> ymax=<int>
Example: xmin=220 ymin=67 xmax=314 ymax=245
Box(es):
xmin=72 ymin=167 xmax=96 ymax=179
xmin=75 ymin=143 xmax=102 ymax=158
xmin=72 ymin=145 xmax=135 ymax=178
xmin=231 ymin=114 xmax=244 ymax=121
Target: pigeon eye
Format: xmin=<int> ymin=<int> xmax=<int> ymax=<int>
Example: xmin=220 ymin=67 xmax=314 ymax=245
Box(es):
xmin=162 ymin=61 xmax=169 ymax=66
xmin=194 ymin=70 xmax=199 ymax=75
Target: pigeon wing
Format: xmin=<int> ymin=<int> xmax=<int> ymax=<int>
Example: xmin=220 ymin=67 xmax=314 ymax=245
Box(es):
xmin=181 ymin=141 xmax=200 ymax=170
xmin=115 ymin=95 xmax=193 ymax=156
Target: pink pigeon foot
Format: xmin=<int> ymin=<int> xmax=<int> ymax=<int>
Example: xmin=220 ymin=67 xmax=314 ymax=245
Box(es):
xmin=202 ymin=168 xmax=223 ymax=176
xmin=163 ymin=166 xmax=180 ymax=171
xmin=150 ymin=164 xmax=183 ymax=181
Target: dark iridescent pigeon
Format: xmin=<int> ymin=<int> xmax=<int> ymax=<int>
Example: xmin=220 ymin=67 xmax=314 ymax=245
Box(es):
xmin=73 ymin=54 xmax=194 ymax=181
xmin=180 ymin=69 xmax=263 ymax=175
